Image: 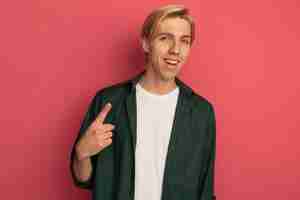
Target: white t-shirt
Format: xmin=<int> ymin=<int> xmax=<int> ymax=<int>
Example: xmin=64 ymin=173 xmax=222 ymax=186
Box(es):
xmin=134 ymin=82 xmax=179 ymax=200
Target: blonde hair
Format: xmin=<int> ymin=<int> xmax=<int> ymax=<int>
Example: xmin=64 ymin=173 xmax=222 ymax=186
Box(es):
xmin=141 ymin=4 xmax=195 ymax=44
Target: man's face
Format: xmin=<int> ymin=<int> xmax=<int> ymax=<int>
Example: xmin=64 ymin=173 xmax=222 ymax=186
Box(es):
xmin=143 ymin=17 xmax=192 ymax=82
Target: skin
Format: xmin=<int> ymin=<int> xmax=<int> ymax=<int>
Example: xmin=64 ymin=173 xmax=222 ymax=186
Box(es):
xmin=140 ymin=16 xmax=192 ymax=95
xmin=75 ymin=103 xmax=114 ymax=161
xmin=73 ymin=103 xmax=114 ymax=181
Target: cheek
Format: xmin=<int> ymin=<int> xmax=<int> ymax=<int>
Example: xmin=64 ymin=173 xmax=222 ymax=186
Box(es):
xmin=181 ymin=47 xmax=191 ymax=59
xmin=152 ymin=43 xmax=169 ymax=56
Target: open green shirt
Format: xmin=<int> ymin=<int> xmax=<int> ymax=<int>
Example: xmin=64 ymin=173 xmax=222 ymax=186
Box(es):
xmin=70 ymin=71 xmax=216 ymax=200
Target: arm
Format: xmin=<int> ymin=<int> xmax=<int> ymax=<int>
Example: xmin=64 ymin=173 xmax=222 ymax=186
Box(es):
xmin=200 ymin=104 xmax=216 ymax=200
xmin=69 ymin=92 xmax=103 ymax=189
xmin=72 ymin=145 xmax=93 ymax=182
xmin=71 ymin=150 xmax=94 ymax=189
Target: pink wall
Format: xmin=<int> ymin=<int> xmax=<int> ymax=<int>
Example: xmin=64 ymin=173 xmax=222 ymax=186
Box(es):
xmin=1 ymin=0 xmax=299 ymax=199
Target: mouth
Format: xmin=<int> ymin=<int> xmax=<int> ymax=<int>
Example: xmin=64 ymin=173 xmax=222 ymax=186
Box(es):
xmin=164 ymin=58 xmax=180 ymax=67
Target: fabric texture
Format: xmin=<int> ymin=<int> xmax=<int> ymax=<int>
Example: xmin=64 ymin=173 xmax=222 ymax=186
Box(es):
xmin=70 ymin=70 xmax=217 ymax=200
xmin=134 ymin=82 xmax=179 ymax=200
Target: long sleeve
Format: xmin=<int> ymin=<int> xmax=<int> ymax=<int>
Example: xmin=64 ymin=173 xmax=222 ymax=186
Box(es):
xmin=200 ymin=104 xmax=216 ymax=200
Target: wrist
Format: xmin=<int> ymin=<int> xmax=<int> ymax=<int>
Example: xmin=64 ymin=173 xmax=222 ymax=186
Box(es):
xmin=75 ymin=145 xmax=89 ymax=161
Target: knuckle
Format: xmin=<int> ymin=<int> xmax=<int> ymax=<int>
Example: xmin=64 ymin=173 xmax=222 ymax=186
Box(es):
xmin=106 ymin=131 xmax=112 ymax=135
xmin=107 ymin=138 xmax=112 ymax=143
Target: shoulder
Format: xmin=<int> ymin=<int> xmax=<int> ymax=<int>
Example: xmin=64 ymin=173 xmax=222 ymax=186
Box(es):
xmin=176 ymin=77 xmax=214 ymax=114
xmin=190 ymin=91 xmax=214 ymax=113
xmin=92 ymin=78 xmax=132 ymax=105
xmin=178 ymin=79 xmax=214 ymax=114
xmin=186 ymin=89 xmax=216 ymax=131
xmin=181 ymin=85 xmax=215 ymax=121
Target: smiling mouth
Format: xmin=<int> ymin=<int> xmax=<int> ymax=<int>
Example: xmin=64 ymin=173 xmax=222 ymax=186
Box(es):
xmin=164 ymin=58 xmax=180 ymax=66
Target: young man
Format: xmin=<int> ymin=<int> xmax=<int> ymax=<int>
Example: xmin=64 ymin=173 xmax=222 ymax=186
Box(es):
xmin=70 ymin=5 xmax=216 ymax=200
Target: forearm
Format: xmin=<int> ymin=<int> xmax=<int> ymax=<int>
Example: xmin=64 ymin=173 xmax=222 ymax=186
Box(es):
xmin=72 ymin=149 xmax=93 ymax=182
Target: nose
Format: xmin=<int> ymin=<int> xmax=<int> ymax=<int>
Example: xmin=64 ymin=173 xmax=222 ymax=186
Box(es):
xmin=169 ymin=40 xmax=180 ymax=55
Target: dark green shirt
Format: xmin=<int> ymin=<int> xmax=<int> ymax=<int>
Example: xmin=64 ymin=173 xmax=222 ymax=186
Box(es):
xmin=70 ymin=71 xmax=216 ymax=200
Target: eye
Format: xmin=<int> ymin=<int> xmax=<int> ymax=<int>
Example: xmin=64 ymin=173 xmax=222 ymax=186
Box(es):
xmin=159 ymin=36 xmax=167 ymax=41
xmin=182 ymin=39 xmax=191 ymax=45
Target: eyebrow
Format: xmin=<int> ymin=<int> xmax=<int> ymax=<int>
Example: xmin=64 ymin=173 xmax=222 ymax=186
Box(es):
xmin=156 ymin=32 xmax=192 ymax=39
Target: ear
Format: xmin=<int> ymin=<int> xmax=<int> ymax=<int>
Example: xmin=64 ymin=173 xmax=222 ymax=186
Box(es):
xmin=141 ymin=38 xmax=150 ymax=53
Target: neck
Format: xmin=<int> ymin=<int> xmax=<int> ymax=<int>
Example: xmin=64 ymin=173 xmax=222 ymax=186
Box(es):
xmin=138 ymin=68 xmax=177 ymax=95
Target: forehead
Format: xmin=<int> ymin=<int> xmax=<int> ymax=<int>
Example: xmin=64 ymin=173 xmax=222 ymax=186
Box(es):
xmin=155 ymin=17 xmax=191 ymax=37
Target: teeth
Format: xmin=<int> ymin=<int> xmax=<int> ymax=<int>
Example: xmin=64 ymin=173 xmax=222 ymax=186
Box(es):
xmin=165 ymin=59 xmax=179 ymax=65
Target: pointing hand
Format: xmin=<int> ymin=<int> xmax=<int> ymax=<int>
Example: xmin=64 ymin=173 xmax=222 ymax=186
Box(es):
xmin=75 ymin=102 xmax=114 ymax=160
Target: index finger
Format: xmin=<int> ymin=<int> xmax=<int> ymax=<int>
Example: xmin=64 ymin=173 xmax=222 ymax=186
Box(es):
xmin=96 ymin=102 xmax=112 ymax=124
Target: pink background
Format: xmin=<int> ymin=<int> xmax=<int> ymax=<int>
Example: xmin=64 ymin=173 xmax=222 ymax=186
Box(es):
xmin=1 ymin=0 xmax=299 ymax=199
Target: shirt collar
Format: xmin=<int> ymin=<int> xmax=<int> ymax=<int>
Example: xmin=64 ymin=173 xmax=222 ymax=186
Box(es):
xmin=129 ymin=70 xmax=193 ymax=96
